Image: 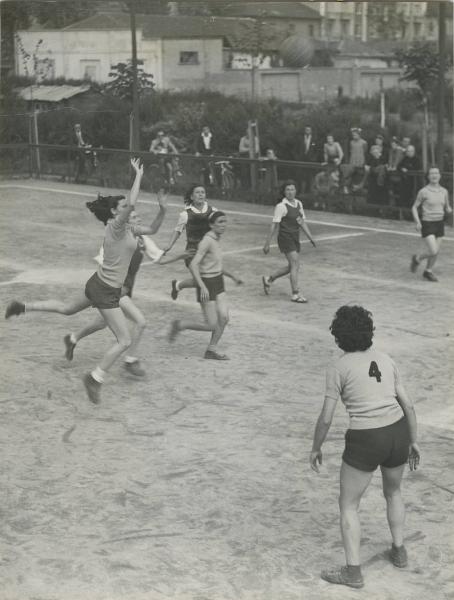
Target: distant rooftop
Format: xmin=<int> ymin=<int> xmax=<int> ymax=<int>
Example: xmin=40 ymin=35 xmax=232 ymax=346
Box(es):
xmin=223 ymin=2 xmax=321 ymax=20
xmin=17 ymin=84 xmax=90 ymax=103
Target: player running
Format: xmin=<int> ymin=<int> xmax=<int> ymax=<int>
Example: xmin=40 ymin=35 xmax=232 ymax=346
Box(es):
xmin=310 ymin=305 xmax=420 ymax=589
xmin=164 ymin=184 xmax=217 ymax=300
xmin=410 ymin=166 xmax=452 ymax=282
xmin=168 ymin=211 xmax=242 ymax=360
xmin=262 ymin=180 xmax=316 ymax=303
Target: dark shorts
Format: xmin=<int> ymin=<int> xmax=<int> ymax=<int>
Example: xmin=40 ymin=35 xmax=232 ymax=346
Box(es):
xmin=421 ymin=220 xmax=444 ymax=239
xmin=196 ymin=274 xmax=225 ymax=303
xmin=342 ymin=416 xmax=409 ymax=472
xmin=278 ymin=232 xmax=300 ymax=254
xmin=85 ymin=272 xmax=122 ymax=310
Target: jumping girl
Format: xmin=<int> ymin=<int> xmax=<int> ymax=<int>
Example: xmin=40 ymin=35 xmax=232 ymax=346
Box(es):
xmin=63 ymin=202 xmax=188 ymax=376
xmin=310 ymin=305 xmax=420 ymax=589
xmin=410 ymin=166 xmax=452 ymax=282
xmin=164 ymin=184 xmax=217 ymax=300
xmin=168 ymin=211 xmax=242 ymax=360
xmin=5 ymin=159 xmax=164 ymax=404
xmin=262 ymin=180 xmax=316 ymax=303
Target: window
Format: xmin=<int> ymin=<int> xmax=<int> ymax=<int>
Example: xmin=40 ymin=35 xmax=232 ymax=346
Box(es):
xmin=80 ymin=60 xmax=100 ymax=81
xmin=341 ymin=19 xmax=350 ymax=36
xmin=327 ymin=19 xmax=335 ymax=36
xmin=179 ymin=51 xmax=199 ymax=65
xmin=413 ymin=22 xmax=422 ymax=38
xmin=309 ymin=24 xmax=314 ymax=37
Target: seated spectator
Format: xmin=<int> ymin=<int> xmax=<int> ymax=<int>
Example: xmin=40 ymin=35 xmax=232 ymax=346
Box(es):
xmin=366 ymin=145 xmax=387 ymax=204
xmin=374 ymin=133 xmax=388 ymax=163
xmin=398 ymin=145 xmax=422 ymax=207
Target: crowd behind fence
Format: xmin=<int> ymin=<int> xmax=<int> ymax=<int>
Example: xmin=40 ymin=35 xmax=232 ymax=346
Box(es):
xmin=0 ymin=142 xmax=452 ymax=224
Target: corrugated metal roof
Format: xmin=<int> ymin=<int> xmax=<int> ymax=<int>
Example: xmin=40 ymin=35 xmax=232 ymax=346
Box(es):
xmin=17 ymin=85 xmax=90 ymax=102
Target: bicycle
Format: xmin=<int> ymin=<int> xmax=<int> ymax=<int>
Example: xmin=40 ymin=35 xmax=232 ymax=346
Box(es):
xmin=214 ymin=160 xmax=236 ymax=200
xmin=149 ymin=155 xmax=183 ymax=192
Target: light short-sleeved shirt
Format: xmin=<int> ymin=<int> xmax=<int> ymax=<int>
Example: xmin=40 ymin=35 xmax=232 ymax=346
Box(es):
xmin=414 ymin=185 xmax=449 ymax=222
xmin=197 ymin=231 xmax=222 ymax=277
xmin=325 ymin=348 xmax=404 ymax=430
xmin=272 ymin=198 xmax=306 ymax=223
xmin=97 ymin=215 xmax=140 ymax=288
xmin=175 ymin=202 xmax=217 ymax=233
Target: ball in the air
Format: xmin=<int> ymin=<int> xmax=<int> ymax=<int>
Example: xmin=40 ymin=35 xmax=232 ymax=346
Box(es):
xmin=280 ymin=35 xmax=314 ymax=68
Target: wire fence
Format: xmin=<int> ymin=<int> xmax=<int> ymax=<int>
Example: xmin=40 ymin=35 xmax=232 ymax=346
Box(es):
xmin=0 ymin=142 xmax=452 ymax=223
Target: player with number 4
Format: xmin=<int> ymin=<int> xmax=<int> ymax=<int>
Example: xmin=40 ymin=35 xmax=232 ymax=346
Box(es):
xmin=310 ymin=305 xmax=420 ymax=589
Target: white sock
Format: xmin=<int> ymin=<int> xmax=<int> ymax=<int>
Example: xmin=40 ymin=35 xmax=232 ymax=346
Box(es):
xmin=70 ymin=333 xmax=77 ymax=345
xmin=124 ymin=356 xmax=138 ymax=364
xmin=91 ymin=366 xmax=105 ymax=384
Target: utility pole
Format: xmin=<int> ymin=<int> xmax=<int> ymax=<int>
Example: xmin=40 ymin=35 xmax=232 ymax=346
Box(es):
xmin=129 ymin=0 xmax=140 ymax=152
xmin=436 ymin=1 xmax=446 ymax=168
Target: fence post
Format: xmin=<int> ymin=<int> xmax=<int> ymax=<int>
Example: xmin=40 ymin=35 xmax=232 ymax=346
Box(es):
xmin=33 ymin=110 xmax=41 ymax=179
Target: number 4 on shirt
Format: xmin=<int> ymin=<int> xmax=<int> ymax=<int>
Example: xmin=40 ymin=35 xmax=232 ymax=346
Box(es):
xmin=369 ymin=361 xmax=382 ymax=382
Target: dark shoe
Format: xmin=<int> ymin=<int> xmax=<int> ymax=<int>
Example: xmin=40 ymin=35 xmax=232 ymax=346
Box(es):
xmin=123 ymin=360 xmax=146 ymax=377
xmin=168 ymin=319 xmax=180 ymax=343
xmin=83 ymin=373 xmax=101 ymax=404
xmin=5 ymin=300 xmax=25 ymax=319
xmin=171 ymin=279 xmax=179 ymax=300
xmin=410 ymin=254 xmax=420 ymax=273
xmin=321 ymin=566 xmax=364 ymax=589
xmin=262 ymin=275 xmax=271 ymax=295
xmin=63 ymin=334 xmax=76 ymax=361
xmin=204 ymin=350 xmax=229 ymax=360
xmin=423 ymin=270 xmax=438 ymax=282
xmin=390 ymin=544 xmax=408 ymax=568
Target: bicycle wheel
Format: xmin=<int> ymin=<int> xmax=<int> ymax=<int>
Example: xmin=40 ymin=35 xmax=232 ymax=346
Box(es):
xmin=150 ymin=163 xmax=167 ymax=192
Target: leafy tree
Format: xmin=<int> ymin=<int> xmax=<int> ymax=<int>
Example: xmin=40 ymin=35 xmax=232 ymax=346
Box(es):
xmin=395 ymin=42 xmax=451 ymax=98
xmin=104 ymin=59 xmax=154 ymax=101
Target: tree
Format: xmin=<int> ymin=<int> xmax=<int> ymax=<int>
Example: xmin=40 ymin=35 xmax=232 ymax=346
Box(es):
xmin=395 ymin=42 xmax=450 ymax=99
xmin=104 ymin=59 xmax=154 ymax=101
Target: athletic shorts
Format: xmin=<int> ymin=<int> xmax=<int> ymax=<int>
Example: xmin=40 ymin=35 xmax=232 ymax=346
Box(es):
xmin=278 ymin=232 xmax=300 ymax=254
xmin=342 ymin=416 xmax=409 ymax=472
xmin=196 ymin=274 xmax=225 ymax=303
xmin=85 ymin=272 xmax=122 ymax=310
xmin=421 ymin=220 xmax=444 ymax=239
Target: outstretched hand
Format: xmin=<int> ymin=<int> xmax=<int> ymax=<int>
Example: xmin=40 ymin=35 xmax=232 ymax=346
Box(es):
xmin=130 ymin=157 xmax=144 ymax=176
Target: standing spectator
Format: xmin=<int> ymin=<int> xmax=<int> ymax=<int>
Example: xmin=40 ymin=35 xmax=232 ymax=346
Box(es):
xmin=74 ymin=123 xmax=93 ymax=183
xmin=365 ymin=145 xmax=387 ymax=204
xmin=341 ymin=128 xmax=368 ymax=194
xmin=196 ymin=125 xmax=216 ymax=186
xmin=398 ymin=145 xmax=422 ymax=207
xmin=387 ymin=137 xmax=405 ymax=203
xmin=301 ymin=126 xmax=319 ymax=193
xmin=238 ymin=129 xmax=258 ymax=189
xmin=259 ymin=148 xmax=279 ymax=199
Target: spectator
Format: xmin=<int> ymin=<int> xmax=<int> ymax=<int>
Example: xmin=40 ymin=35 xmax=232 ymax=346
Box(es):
xmin=196 ymin=125 xmax=216 ymax=186
xmin=401 ymin=136 xmax=412 ymax=152
xmin=238 ymin=129 xmax=259 ymax=189
xmin=341 ymin=128 xmax=368 ymax=193
xmin=301 ymin=126 xmax=319 ymax=193
xmin=366 ymin=145 xmax=388 ymax=204
xmin=387 ymin=137 xmax=405 ymax=202
xmin=74 ymin=123 xmax=93 ymax=183
xmin=259 ymin=148 xmax=279 ymax=197
xmin=374 ymin=134 xmax=388 ymax=163
xmin=149 ymin=130 xmax=179 ymax=185
xmin=323 ymin=134 xmax=344 ymax=171
xmin=398 ymin=145 xmax=422 ymax=207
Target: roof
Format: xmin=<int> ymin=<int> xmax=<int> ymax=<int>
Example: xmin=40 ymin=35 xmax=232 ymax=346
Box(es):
xmin=223 ymin=2 xmax=321 ymax=20
xmin=314 ymin=39 xmax=402 ymax=59
xmin=17 ymin=85 xmax=90 ymax=102
xmin=63 ymin=13 xmax=131 ymax=31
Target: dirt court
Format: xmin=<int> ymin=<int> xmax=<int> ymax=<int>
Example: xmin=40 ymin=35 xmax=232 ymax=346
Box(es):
xmin=0 ymin=179 xmax=453 ymax=600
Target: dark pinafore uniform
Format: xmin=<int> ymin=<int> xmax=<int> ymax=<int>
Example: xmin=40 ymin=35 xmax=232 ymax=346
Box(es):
xmin=122 ymin=243 xmax=144 ymax=297
xmin=185 ymin=205 xmax=214 ymax=266
xmin=278 ymin=201 xmax=302 ymax=254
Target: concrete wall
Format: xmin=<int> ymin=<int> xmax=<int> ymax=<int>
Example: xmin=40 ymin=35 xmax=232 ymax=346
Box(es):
xmin=161 ymin=38 xmax=223 ymax=87
xmin=16 ymin=29 xmax=162 ymax=86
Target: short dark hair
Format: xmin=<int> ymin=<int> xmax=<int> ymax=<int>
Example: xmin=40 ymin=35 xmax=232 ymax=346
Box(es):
xmin=184 ymin=183 xmax=205 ymax=205
xmin=330 ymin=305 xmax=374 ymax=352
xmin=277 ymin=179 xmax=297 ymax=202
xmin=208 ymin=210 xmax=226 ymax=224
xmin=86 ymin=193 xmax=125 ymax=225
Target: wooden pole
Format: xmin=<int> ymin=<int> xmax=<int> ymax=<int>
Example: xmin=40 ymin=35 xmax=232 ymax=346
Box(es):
xmin=129 ymin=0 xmax=140 ymax=152
xmin=437 ymin=1 xmax=447 ymax=167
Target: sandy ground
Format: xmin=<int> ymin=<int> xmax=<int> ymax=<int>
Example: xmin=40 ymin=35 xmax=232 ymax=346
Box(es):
xmin=0 ymin=179 xmax=453 ymax=600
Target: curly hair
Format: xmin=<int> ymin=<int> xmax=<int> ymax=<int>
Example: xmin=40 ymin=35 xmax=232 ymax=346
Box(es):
xmin=184 ymin=183 xmax=206 ymax=206
xmin=329 ymin=305 xmax=375 ymax=352
xmin=86 ymin=193 xmax=125 ymax=225
xmin=277 ymin=179 xmax=298 ymax=203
